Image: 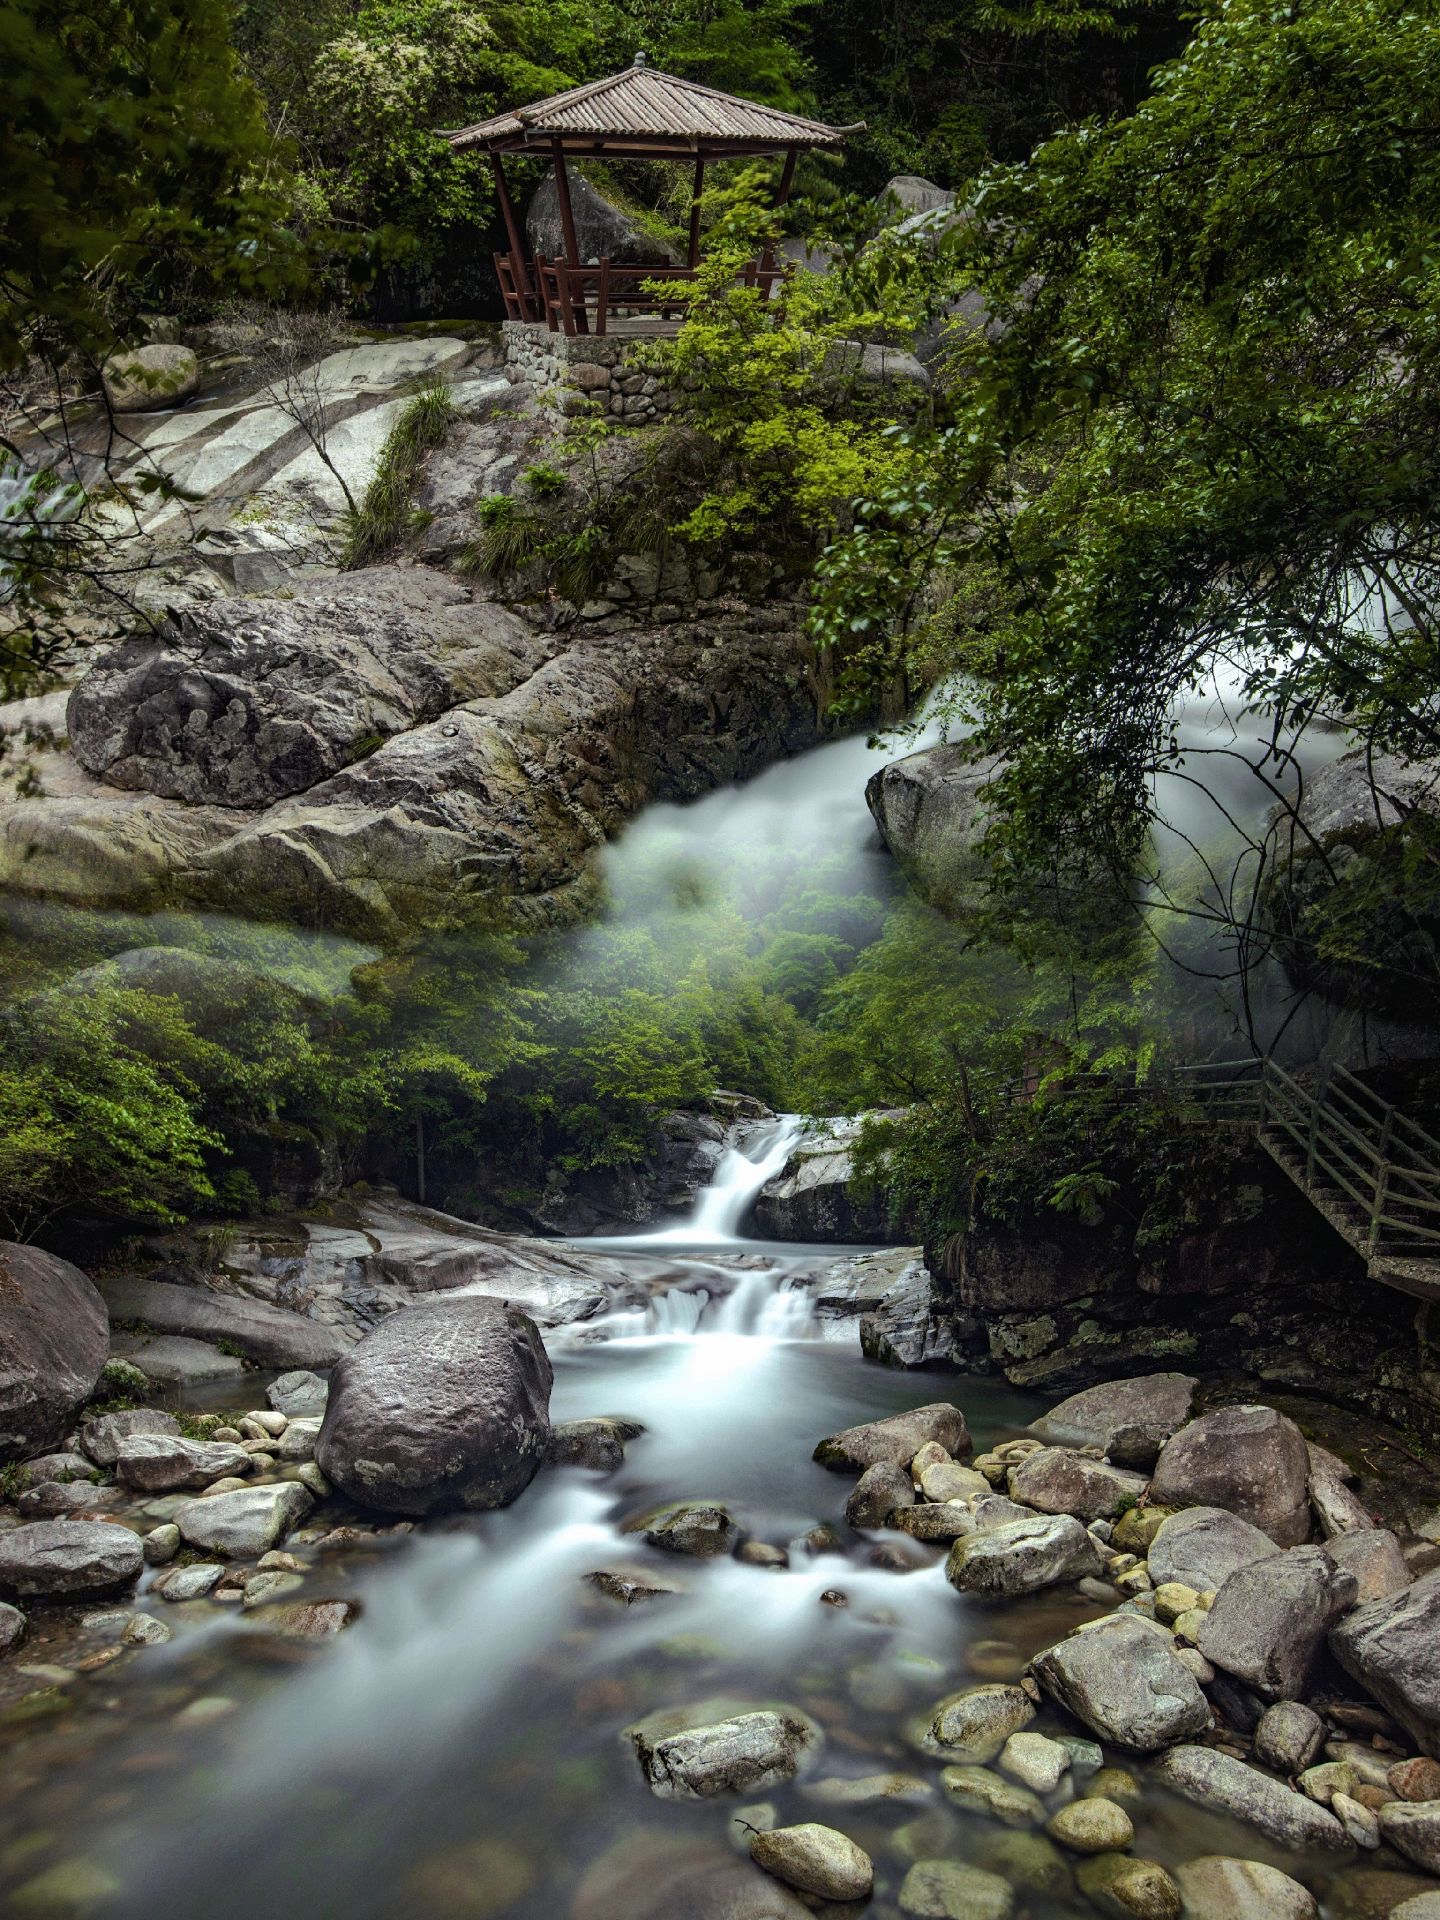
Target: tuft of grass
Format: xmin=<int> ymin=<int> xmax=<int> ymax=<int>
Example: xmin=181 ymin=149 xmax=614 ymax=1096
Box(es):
xmin=342 ymin=378 xmax=456 ymax=569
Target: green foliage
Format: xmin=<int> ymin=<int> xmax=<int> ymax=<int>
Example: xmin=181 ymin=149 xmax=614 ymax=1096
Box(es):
xmin=0 ymin=0 xmax=302 ymax=369
xmin=814 ymin=0 xmax=1440 ymax=931
xmin=342 ymin=377 xmax=457 ymax=567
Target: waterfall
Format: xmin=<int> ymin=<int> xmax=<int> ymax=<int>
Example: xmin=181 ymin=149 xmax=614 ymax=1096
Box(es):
xmin=645 ymin=1114 xmax=804 ymax=1247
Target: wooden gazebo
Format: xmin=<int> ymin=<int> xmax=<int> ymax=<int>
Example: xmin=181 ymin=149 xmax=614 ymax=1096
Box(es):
xmin=446 ymin=55 xmax=858 ymax=337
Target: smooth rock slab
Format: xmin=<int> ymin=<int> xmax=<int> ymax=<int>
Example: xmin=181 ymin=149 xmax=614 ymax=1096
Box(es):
xmin=1153 ymin=1747 xmax=1353 ymax=1851
xmin=0 ymin=1520 xmax=143 ymax=1598
xmin=175 ymin=1483 xmax=313 ymax=1558
xmin=114 ymin=1433 xmax=252 ymax=1491
xmin=1197 ymin=1545 xmax=1357 ymax=1699
xmin=98 ymin=1272 xmax=344 ymax=1368
xmin=947 ymin=1513 xmax=1104 ymax=1597
xmin=749 ymin=1823 xmax=873 ymax=1901
xmin=898 ymin=1858 xmax=1014 ymax=1920
xmin=1150 ymin=1406 xmax=1311 ymax=1545
xmin=627 ymin=1703 xmax=820 ymax=1800
xmin=1172 ymin=1855 xmax=1317 ymax=1920
xmin=1146 ymin=1506 xmax=1281 ymax=1590
xmin=1008 ymin=1448 xmax=1148 ymax=1521
xmin=1032 ymin=1615 xmax=1211 ymax=1753
xmin=814 ymin=1403 xmax=970 ymax=1471
xmin=1330 ymin=1567 xmax=1440 ymax=1757
xmin=107 ymin=1334 xmax=249 ymax=1387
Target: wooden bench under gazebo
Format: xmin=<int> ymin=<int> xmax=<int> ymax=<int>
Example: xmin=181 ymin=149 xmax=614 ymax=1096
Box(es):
xmin=446 ymin=55 xmax=857 ymax=337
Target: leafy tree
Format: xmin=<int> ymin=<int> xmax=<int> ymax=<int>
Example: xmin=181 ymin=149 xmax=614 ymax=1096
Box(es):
xmin=0 ymin=0 xmax=299 ymax=369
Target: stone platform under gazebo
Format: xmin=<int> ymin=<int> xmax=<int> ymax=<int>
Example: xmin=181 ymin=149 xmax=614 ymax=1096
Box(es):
xmin=446 ymin=55 xmax=858 ymax=338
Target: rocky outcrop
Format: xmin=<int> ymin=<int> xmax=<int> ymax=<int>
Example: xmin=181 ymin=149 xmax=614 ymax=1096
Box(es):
xmin=856 ymin=1255 xmax=958 ymax=1368
xmin=865 ymin=743 xmax=1002 ymax=917
xmin=527 ymin=166 xmax=675 ymax=268
xmin=6 ymin=572 xmax=830 ymax=937
xmin=752 ymin=1117 xmax=893 ymax=1243
xmin=315 ymin=1294 xmax=553 ymax=1515
xmin=0 ymin=1242 xmax=109 ymax=1463
xmin=96 ymin=1272 xmax=345 ymax=1368
xmin=68 ymin=570 xmax=533 ymax=807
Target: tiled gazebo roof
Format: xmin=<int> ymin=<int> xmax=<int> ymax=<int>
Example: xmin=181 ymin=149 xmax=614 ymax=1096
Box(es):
xmin=447 ymin=57 xmax=858 ymax=158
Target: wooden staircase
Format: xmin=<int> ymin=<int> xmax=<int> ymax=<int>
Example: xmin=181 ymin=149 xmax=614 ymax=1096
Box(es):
xmin=1188 ymin=1058 xmax=1440 ymax=1301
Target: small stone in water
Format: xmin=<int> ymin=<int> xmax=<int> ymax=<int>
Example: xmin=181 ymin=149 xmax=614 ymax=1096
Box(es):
xmin=1075 ymin=1852 xmax=1182 ymax=1919
xmin=999 ymin=1731 xmax=1070 ymax=1794
xmin=749 ymin=1822 xmax=873 ymax=1901
xmin=1255 ymin=1701 xmax=1326 ymax=1775
xmin=898 ymin=1857 xmax=1014 ymax=1920
xmin=408 ymin=1836 xmax=535 ymax=1917
xmin=154 ymin=1563 xmax=224 ymax=1602
xmin=941 ymin=1763 xmax=1045 ymax=1827
xmin=241 ymin=1571 xmax=304 ymax=1609
xmin=1048 ymin=1796 xmax=1134 ymax=1853
xmin=294 ymin=1463 xmax=331 ymax=1499
xmin=1332 ymin=1789 xmax=1381 ymax=1848
xmin=922 ymin=1683 xmax=1035 ymax=1763
xmin=174 ymin=1695 xmax=236 ymax=1725
xmin=972 ymin=1829 xmax=1074 ymax=1900
xmin=801 ymin=1772 xmax=932 ymax=1809
xmin=737 ymin=1541 xmax=789 ymax=1568
xmin=586 ymin=1566 xmax=685 ymax=1605
xmin=818 ymin=1589 xmax=847 ymax=1608
xmin=256 ymin=1551 xmax=304 ymax=1572
xmin=965 ymin=1639 xmax=1023 ymax=1681
xmin=143 ymin=1524 xmax=181 ymax=1567
xmin=1172 ymin=1855 xmax=1318 ymax=1920
xmin=1084 ymin=1766 xmax=1143 ymax=1804
xmin=124 ymin=1613 xmax=171 ymax=1646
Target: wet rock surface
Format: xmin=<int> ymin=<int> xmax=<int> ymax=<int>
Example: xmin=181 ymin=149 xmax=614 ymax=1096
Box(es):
xmin=1150 ymin=1405 xmax=1312 ymax=1544
xmin=0 ymin=1241 xmax=110 ymax=1461
xmin=316 ymin=1294 xmax=552 ymax=1516
xmin=0 ymin=1520 xmax=143 ymax=1598
xmin=1032 ymin=1616 xmax=1212 ymax=1752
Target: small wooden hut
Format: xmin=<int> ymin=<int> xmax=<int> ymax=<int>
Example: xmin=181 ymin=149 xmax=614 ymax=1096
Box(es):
xmin=446 ymin=55 xmax=857 ymax=336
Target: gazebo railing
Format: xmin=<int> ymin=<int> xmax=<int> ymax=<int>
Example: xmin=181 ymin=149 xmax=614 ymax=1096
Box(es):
xmin=497 ymin=248 xmax=784 ymax=336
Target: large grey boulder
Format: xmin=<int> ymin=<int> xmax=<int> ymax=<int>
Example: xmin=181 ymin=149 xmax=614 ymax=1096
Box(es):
xmin=1153 ymin=1747 xmax=1353 ymax=1851
xmin=1147 ymin=1506 xmax=1280 ymax=1590
xmin=316 ymin=1295 xmax=552 ymax=1516
xmin=1149 ymin=1406 xmax=1311 ymax=1544
xmin=175 ymin=1482 xmax=313 ymax=1557
xmin=866 ymin=744 xmax=1004 ymax=917
xmin=95 ymin=1272 xmax=344 ymax=1369
xmin=1007 ymin=1448 xmax=1149 ymax=1521
xmin=1330 ymin=1568 xmax=1440 ymax=1757
xmin=946 ymin=1513 xmax=1104 ymax=1598
xmin=0 ymin=1519 xmax=143 ymax=1598
xmin=626 ymin=1700 xmax=820 ymax=1800
xmin=68 ymin=570 xmax=526 ymax=807
xmin=0 ymin=1242 xmax=110 ymax=1462
xmin=527 ymin=165 xmax=675 ymax=267
xmin=1031 ymin=1372 xmax=1197 ymax=1467
xmin=1171 ymin=1857 xmax=1318 ymax=1920
xmin=1197 ymin=1546 xmax=1358 ymax=1699
xmin=1031 ymin=1616 xmax=1211 ymax=1752
xmin=814 ymin=1403 xmax=969 ymax=1472
xmin=114 ymin=1433 xmax=252 ymax=1492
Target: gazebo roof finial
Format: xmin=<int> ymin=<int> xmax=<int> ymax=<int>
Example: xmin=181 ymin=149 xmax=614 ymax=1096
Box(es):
xmin=633 ymin=50 xmax=648 ymax=67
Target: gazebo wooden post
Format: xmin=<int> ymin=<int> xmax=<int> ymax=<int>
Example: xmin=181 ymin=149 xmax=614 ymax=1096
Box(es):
xmin=687 ymin=154 xmax=706 ymax=269
xmin=755 ymin=145 xmax=797 ymax=299
xmin=490 ymin=153 xmax=531 ymax=319
xmin=550 ymin=136 xmax=589 ymax=334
